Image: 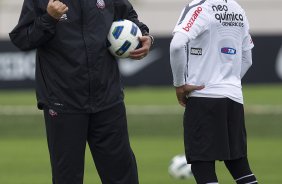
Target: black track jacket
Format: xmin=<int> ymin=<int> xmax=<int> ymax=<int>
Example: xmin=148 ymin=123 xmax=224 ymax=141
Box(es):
xmin=9 ymin=0 xmax=149 ymax=113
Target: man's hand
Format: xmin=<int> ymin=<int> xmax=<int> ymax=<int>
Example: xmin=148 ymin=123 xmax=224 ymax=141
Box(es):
xmin=129 ymin=36 xmax=152 ymax=60
xmin=175 ymin=84 xmax=205 ymax=107
xmin=47 ymin=0 xmax=69 ymax=20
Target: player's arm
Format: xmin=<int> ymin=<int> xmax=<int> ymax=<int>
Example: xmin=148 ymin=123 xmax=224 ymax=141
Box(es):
xmin=9 ymin=0 xmax=68 ymax=51
xmin=114 ymin=0 xmax=152 ymax=60
xmin=170 ymin=32 xmax=189 ymax=88
xmin=241 ymin=13 xmax=254 ymax=79
xmin=125 ymin=3 xmax=149 ymax=36
xmin=113 ymin=0 xmax=150 ymax=36
xmin=170 ymin=32 xmax=204 ymax=107
xmin=170 ymin=5 xmax=208 ymax=106
xmin=125 ymin=1 xmax=152 ymax=60
xmin=240 ymin=50 xmax=252 ymax=78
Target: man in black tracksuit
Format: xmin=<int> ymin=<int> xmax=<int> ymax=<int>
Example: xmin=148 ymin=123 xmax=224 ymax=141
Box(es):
xmin=10 ymin=0 xmax=153 ymax=183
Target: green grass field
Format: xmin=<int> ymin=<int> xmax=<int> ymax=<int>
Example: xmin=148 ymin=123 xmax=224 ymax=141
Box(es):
xmin=0 ymin=84 xmax=282 ymax=184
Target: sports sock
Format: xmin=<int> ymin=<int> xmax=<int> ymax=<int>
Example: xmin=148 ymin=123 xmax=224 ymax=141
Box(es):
xmin=235 ymin=174 xmax=258 ymax=184
xmin=191 ymin=161 xmax=218 ymax=184
xmin=224 ymin=157 xmax=258 ymax=184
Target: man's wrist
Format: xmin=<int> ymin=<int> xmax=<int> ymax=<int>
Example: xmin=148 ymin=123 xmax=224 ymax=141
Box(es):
xmin=143 ymin=32 xmax=154 ymax=46
xmin=148 ymin=35 xmax=154 ymax=46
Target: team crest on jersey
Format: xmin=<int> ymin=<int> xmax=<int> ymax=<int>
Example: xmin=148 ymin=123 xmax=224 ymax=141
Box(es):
xmin=96 ymin=0 xmax=105 ymax=9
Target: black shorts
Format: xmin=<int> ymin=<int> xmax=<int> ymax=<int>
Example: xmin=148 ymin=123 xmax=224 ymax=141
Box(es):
xmin=183 ymin=97 xmax=247 ymax=163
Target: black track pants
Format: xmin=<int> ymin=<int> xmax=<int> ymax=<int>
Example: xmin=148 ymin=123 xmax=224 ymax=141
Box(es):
xmin=43 ymin=103 xmax=138 ymax=184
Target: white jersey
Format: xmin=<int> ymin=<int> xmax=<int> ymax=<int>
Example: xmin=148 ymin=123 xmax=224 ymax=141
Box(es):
xmin=172 ymin=0 xmax=254 ymax=104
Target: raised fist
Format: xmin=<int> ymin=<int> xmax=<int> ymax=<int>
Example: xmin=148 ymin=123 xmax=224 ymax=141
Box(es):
xmin=47 ymin=0 xmax=69 ymax=20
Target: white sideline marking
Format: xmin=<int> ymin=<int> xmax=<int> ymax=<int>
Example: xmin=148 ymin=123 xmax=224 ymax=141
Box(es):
xmin=0 ymin=105 xmax=40 ymax=115
xmin=0 ymin=105 xmax=282 ymax=115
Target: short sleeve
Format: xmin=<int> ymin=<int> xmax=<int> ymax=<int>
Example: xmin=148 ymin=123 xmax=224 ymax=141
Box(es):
xmin=173 ymin=5 xmax=210 ymax=40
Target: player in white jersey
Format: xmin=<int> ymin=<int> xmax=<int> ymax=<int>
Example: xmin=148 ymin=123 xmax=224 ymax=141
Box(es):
xmin=170 ymin=0 xmax=258 ymax=183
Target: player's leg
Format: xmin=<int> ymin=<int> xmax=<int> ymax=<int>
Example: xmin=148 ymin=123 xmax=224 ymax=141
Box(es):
xmin=184 ymin=98 xmax=231 ymax=163
xmin=224 ymin=157 xmax=258 ymax=184
xmin=191 ymin=161 xmax=218 ymax=184
xmin=225 ymin=100 xmax=258 ymax=183
xmin=44 ymin=110 xmax=89 ymax=184
xmin=87 ymin=102 xmax=138 ymax=184
xmin=183 ymin=97 xmax=231 ymax=184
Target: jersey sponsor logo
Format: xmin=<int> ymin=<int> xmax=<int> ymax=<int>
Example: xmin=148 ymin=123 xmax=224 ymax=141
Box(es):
xmin=222 ymin=21 xmax=244 ymax=27
xmin=182 ymin=6 xmax=203 ymax=32
xmin=221 ymin=47 xmax=236 ymax=55
xmin=212 ymin=4 xmax=229 ymax=12
xmin=190 ymin=48 xmax=202 ymax=55
xmin=212 ymin=4 xmax=244 ymax=27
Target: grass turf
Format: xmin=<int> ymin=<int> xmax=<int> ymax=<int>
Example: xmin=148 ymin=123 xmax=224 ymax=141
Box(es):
xmin=0 ymin=84 xmax=282 ymax=106
xmin=0 ymin=136 xmax=282 ymax=184
xmin=0 ymin=84 xmax=282 ymax=183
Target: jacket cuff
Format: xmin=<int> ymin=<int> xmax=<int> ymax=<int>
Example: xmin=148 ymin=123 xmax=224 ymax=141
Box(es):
xmin=41 ymin=13 xmax=59 ymax=25
xmin=141 ymin=30 xmax=149 ymax=36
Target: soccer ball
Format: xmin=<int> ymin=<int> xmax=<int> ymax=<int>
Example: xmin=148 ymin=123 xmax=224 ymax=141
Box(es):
xmin=107 ymin=19 xmax=142 ymax=58
xmin=168 ymin=154 xmax=193 ymax=179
